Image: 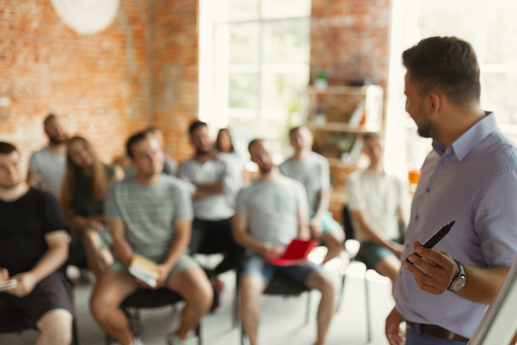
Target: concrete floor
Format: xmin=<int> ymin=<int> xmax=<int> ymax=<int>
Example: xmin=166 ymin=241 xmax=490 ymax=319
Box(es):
xmin=0 ymin=255 xmax=396 ymax=345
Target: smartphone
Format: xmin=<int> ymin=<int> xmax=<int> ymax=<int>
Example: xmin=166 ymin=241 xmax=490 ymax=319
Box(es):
xmin=0 ymin=279 xmax=18 ymax=292
xmin=405 ymin=220 xmax=455 ymax=263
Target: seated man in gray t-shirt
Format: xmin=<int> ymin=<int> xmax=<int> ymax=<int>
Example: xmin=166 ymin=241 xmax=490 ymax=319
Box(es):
xmin=233 ymin=139 xmax=336 ymax=345
xmin=90 ymin=132 xmax=212 ymax=345
xmin=279 ymin=126 xmax=345 ymax=264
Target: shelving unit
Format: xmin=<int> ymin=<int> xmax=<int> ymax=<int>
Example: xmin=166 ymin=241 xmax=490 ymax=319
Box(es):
xmin=302 ymin=85 xmax=384 ymax=224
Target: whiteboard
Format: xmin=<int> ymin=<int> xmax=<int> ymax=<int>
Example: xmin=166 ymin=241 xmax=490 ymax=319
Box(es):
xmin=468 ymin=256 xmax=517 ymax=345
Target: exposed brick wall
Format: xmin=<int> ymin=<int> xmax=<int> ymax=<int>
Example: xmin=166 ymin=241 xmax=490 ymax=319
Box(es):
xmin=0 ymin=0 xmax=198 ymax=170
xmin=310 ymin=0 xmax=391 ymax=90
xmin=0 ymin=0 xmax=153 ymax=168
xmin=149 ymin=0 xmax=198 ymax=162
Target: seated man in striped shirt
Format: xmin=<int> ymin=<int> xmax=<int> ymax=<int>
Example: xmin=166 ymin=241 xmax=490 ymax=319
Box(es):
xmin=90 ymin=132 xmax=212 ymax=345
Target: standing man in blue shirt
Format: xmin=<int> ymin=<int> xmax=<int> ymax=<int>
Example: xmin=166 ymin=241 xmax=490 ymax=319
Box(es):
xmin=386 ymin=36 xmax=517 ymax=345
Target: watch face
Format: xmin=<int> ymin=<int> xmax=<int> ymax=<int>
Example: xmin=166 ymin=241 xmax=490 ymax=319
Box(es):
xmin=451 ymin=276 xmax=467 ymax=292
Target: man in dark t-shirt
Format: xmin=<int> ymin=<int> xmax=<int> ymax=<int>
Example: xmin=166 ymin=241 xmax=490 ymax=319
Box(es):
xmin=0 ymin=142 xmax=73 ymax=345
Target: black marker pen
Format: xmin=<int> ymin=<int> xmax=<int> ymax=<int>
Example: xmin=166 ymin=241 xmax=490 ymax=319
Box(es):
xmin=405 ymin=220 xmax=455 ymax=264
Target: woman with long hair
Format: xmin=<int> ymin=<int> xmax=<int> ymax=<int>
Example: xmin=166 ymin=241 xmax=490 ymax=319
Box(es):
xmin=215 ymin=128 xmax=249 ymax=193
xmin=61 ymin=136 xmax=123 ymax=278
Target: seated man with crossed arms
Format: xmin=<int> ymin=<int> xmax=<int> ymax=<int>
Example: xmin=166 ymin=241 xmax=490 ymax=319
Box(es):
xmin=233 ymin=139 xmax=336 ymax=345
xmin=90 ymin=132 xmax=212 ymax=345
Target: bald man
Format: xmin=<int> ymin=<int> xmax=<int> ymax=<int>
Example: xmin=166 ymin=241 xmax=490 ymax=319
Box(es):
xmin=279 ymin=126 xmax=345 ymax=264
xmin=233 ymin=139 xmax=336 ymax=345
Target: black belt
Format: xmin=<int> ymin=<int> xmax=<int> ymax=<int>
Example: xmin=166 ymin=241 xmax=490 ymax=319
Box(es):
xmin=406 ymin=321 xmax=470 ymax=342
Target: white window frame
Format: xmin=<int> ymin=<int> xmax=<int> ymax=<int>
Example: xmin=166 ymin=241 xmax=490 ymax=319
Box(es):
xmin=385 ymin=0 xmax=517 ymax=178
xmin=199 ymin=0 xmax=311 ymax=138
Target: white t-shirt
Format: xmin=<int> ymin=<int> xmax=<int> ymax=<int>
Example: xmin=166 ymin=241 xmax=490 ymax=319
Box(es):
xmin=236 ymin=175 xmax=308 ymax=246
xmin=346 ymin=169 xmax=407 ymax=242
xmin=28 ymin=146 xmax=66 ymax=199
xmin=217 ymin=152 xmax=245 ymax=208
xmin=279 ymin=152 xmax=330 ymax=213
xmin=177 ymin=157 xmax=238 ymax=221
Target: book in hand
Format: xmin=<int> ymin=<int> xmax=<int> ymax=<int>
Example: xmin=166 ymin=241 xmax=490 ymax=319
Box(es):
xmin=128 ymin=254 xmax=159 ymax=288
xmin=268 ymin=239 xmax=319 ymax=266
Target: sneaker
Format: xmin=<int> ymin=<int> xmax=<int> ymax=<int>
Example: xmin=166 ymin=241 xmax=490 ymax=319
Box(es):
xmin=130 ymin=337 xmax=144 ymax=345
xmin=210 ymin=279 xmax=225 ymax=313
xmin=167 ymin=334 xmax=186 ymax=345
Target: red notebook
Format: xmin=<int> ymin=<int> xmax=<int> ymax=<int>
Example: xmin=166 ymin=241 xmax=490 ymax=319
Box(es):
xmin=268 ymin=239 xmax=319 ymax=266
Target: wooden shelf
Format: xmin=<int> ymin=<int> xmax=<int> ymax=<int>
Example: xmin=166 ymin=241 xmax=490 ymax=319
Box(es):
xmin=305 ymin=121 xmax=374 ymax=133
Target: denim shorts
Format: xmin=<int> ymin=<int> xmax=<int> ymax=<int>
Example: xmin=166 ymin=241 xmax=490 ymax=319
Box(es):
xmin=357 ymin=237 xmax=403 ymax=270
xmin=242 ymin=254 xmax=321 ymax=288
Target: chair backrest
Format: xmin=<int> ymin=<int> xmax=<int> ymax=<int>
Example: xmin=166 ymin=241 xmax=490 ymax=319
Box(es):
xmin=342 ymin=205 xmax=356 ymax=241
xmin=120 ymin=288 xmax=184 ymax=309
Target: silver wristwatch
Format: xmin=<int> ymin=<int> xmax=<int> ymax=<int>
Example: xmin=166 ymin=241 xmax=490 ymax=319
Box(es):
xmin=447 ymin=260 xmax=467 ymax=292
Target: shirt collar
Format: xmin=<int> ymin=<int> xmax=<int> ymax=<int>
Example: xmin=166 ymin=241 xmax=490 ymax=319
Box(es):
xmin=432 ymin=112 xmax=498 ymax=161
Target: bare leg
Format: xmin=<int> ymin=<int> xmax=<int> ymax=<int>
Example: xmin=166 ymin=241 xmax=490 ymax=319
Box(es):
xmin=90 ymin=270 xmax=138 ymax=345
xmin=166 ymin=266 xmax=213 ymax=339
xmin=82 ymin=229 xmax=114 ymax=278
xmin=36 ymin=309 xmax=73 ymax=345
xmin=321 ymin=231 xmax=345 ymax=264
xmin=239 ymin=273 xmax=266 ymax=345
xmin=375 ymin=255 xmax=401 ymax=297
xmin=308 ymin=272 xmax=336 ymax=345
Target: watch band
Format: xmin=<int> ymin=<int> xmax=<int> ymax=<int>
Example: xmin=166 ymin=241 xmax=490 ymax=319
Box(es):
xmin=447 ymin=260 xmax=466 ymax=291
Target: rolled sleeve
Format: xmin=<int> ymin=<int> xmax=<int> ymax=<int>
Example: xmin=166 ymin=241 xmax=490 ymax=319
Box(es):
xmin=474 ymin=168 xmax=517 ymax=267
xmin=236 ymin=189 xmax=248 ymax=213
xmin=172 ymin=184 xmax=194 ymax=221
xmin=28 ymin=152 xmax=42 ymax=173
xmin=346 ymin=174 xmax=366 ymax=211
xmin=104 ymin=185 xmax=122 ymax=221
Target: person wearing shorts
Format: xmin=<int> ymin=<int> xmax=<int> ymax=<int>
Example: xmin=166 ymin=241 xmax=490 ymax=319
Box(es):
xmin=90 ymin=132 xmax=212 ymax=345
xmin=346 ymin=133 xmax=408 ymax=294
xmin=279 ymin=126 xmax=345 ymax=264
xmin=0 ymin=142 xmax=73 ymax=345
xmin=233 ymin=139 xmax=336 ymax=345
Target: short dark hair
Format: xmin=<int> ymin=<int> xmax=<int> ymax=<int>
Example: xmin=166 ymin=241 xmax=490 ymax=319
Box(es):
xmin=44 ymin=113 xmax=57 ymax=126
xmin=0 ymin=142 xmax=18 ymax=155
xmin=126 ymin=132 xmax=149 ymax=158
xmin=402 ymin=36 xmax=480 ymax=107
xmin=189 ymin=121 xmax=207 ymax=135
xmin=248 ymin=138 xmax=264 ymax=152
xmin=145 ymin=126 xmax=159 ymax=134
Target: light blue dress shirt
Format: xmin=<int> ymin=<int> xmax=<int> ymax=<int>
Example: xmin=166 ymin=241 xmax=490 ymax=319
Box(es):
xmin=395 ymin=113 xmax=517 ymax=338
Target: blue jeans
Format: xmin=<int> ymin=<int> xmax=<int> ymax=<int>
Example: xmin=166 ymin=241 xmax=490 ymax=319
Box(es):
xmin=406 ymin=328 xmax=468 ymax=345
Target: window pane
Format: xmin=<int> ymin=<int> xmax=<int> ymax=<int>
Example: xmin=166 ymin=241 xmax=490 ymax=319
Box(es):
xmin=266 ymin=19 xmax=310 ymax=64
xmin=230 ymin=23 xmax=260 ymax=64
xmin=417 ymin=12 xmax=478 ymax=44
xmin=263 ymin=118 xmax=292 ymax=161
xmin=229 ymin=0 xmax=260 ymax=21
xmin=263 ymin=0 xmax=311 ymax=19
xmin=485 ymin=10 xmax=517 ymax=64
xmin=262 ymin=73 xmax=309 ymax=113
xmin=481 ymin=73 xmax=517 ymax=125
xmin=229 ymin=73 xmax=259 ymax=109
xmin=228 ymin=117 xmax=260 ymax=156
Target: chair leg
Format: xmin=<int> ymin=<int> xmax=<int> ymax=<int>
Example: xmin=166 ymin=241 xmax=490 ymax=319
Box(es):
xmin=106 ymin=334 xmax=112 ymax=345
xmin=195 ymin=322 xmax=202 ymax=345
xmin=305 ymin=291 xmax=312 ymax=326
xmin=233 ymin=272 xmax=239 ymax=328
xmin=72 ymin=318 xmax=79 ymax=345
xmin=337 ymin=273 xmax=346 ymax=312
xmin=364 ymin=274 xmax=372 ymax=343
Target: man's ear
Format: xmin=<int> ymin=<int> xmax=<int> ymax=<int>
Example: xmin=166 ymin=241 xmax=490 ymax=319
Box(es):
xmin=426 ymin=92 xmax=442 ymax=118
